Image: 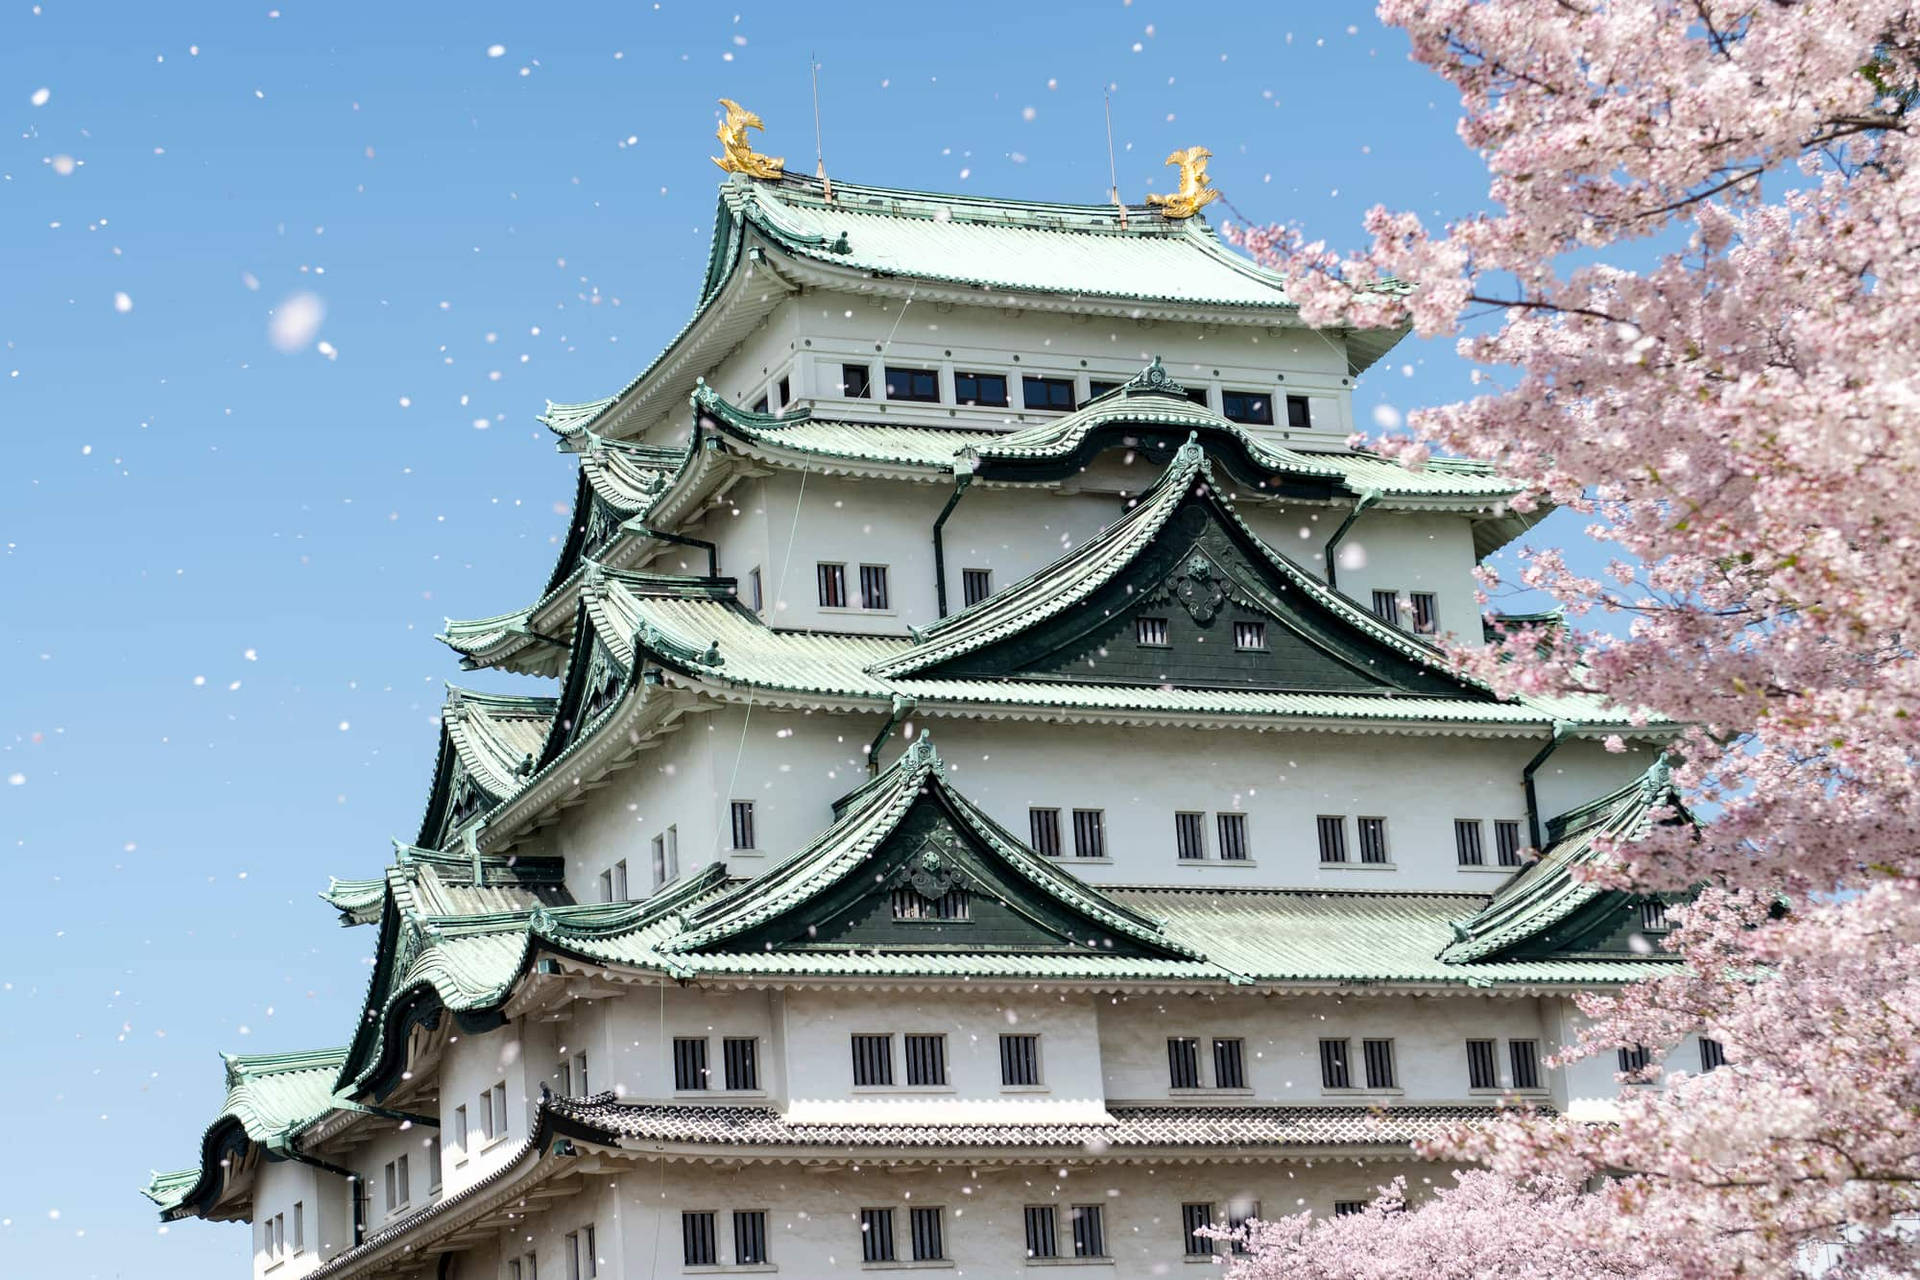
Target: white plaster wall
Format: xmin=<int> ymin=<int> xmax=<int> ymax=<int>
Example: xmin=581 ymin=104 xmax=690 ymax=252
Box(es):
xmin=344 ymin=1120 xmax=441 ymax=1238
xmin=248 ymin=1160 xmax=337 ymax=1279
xmin=1099 ymin=992 xmax=1557 ymax=1105
xmin=779 ymin=987 xmax=1108 ymax=1122
xmin=482 ymin=1176 xmax=619 ymax=1280
xmin=705 ymin=705 xmax=883 ymax=880
xmin=1533 ymin=736 xmax=1658 ymax=829
xmin=1548 ymin=998 xmax=1711 ymax=1123
xmin=900 ymin=721 xmax=1649 ymax=891
xmin=439 ymin=1021 xmax=537 ymax=1197
xmin=608 ymin=1156 xmax=1463 ymax=1277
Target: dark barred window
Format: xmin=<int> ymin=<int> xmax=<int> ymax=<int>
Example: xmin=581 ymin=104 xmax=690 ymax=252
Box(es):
xmin=1466 ymin=1039 xmax=1499 ymax=1090
xmin=1510 ymin=1039 xmax=1541 ymax=1090
xmin=1217 ymin=813 xmax=1250 ymax=861
xmin=1175 ymin=811 xmax=1207 ymax=861
xmin=1455 ymin=819 xmax=1485 ymax=866
xmin=859 ymin=564 xmax=890 ymax=611
xmin=909 ymin=1206 xmax=945 ymax=1261
xmin=841 ymin=363 xmax=872 ymax=399
xmin=1213 ymin=1038 xmax=1247 ymax=1089
xmin=1495 ymin=820 xmax=1524 ymax=866
xmin=1167 ymin=1037 xmax=1201 ymax=1089
xmin=1069 ymin=1204 xmax=1106 ymax=1257
xmin=1226 ymin=1201 xmax=1259 ymax=1255
xmin=1699 ymin=1037 xmax=1726 ymax=1072
xmin=729 ymin=800 xmax=755 ymax=850
xmin=1357 ymin=817 xmax=1389 ymax=864
xmin=962 ymin=567 xmax=992 ymax=606
xmin=999 ymin=1034 xmax=1041 ymax=1086
xmin=1181 ymin=1203 xmax=1215 ymax=1256
xmin=1233 ymin=619 xmax=1267 ymax=650
xmin=671 ymin=1038 xmax=708 ymax=1091
xmin=1362 ymin=1038 xmax=1396 ymax=1089
xmin=904 ymin=1034 xmax=947 ymax=1087
xmin=1641 ymin=899 xmax=1670 ymax=932
xmin=816 ymin=562 xmax=847 ymax=608
xmin=1029 ymin=808 xmax=1061 ymax=857
xmin=681 ymin=1212 xmax=717 ymax=1267
xmin=733 ymin=1211 xmax=768 ymax=1266
xmin=851 ymin=1034 xmax=893 ymax=1087
xmin=1319 ymin=1038 xmax=1351 ymax=1089
xmin=1410 ymin=592 xmax=1439 ymax=635
xmin=859 ymin=1208 xmax=896 ymax=1263
xmin=1317 ymin=815 xmax=1348 ymax=863
xmin=1618 ymin=1044 xmax=1654 ymax=1075
xmin=1023 ymin=1206 xmax=1058 ymax=1259
xmin=1071 ymin=809 xmax=1105 ymax=859
xmin=1371 ymin=590 xmax=1401 ymax=626
xmin=1136 ymin=616 xmax=1170 ymax=647
xmin=723 ymin=1037 xmax=758 ymax=1091
xmin=1333 ymin=1200 xmax=1368 ymax=1217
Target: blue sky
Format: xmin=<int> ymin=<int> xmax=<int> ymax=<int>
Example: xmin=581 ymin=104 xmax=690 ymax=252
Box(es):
xmin=0 ymin=3 xmax=1546 ymax=1274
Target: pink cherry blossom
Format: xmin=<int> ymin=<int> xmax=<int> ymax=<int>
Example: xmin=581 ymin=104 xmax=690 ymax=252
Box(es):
xmin=1225 ymin=3 xmax=1920 ymax=1274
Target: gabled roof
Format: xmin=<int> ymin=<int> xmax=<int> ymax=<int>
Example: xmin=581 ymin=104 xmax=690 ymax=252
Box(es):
xmin=1439 ymin=760 xmax=1681 ymax=963
xmin=659 ymin=735 xmax=1201 ymax=961
xmin=541 ymin=434 xmax=685 ymax=596
xmin=876 ymin=435 xmax=1490 ymax=698
xmin=144 ymin=1047 xmax=348 ymax=1219
xmin=437 ymin=604 xmax=571 ymax=678
xmin=414 ymin=688 xmax=557 ymax=849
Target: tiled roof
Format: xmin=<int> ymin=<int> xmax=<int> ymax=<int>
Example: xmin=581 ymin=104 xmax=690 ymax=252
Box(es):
xmin=319 ymin=875 xmax=386 ymax=926
xmin=1439 ymin=761 xmax=1676 ymax=963
xmin=144 ymin=1048 xmax=348 ymax=1216
xmin=551 ymin=1093 xmax=1533 ymax=1151
xmin=442 ymin=687 xmax=555 ymax=796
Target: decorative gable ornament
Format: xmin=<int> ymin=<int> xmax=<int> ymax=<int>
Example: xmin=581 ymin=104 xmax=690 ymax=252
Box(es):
xmin=1171 ymin=554 xmax=1230 ymax=624
xmin=1116 ymin=356 xmax=1189 ymax=400
xmin=712 ymin=99 xmax=783 ymax=180
xmin=895 ymin=844 xmax=960 ymax=901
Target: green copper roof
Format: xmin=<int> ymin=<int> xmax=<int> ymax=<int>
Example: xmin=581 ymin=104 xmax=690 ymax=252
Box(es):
xmin=1439 ymin=760 xmax=1679 ymax=963
xmin=320 ymin=875 xmax=387 ymax=926
xmin=440 ymin=687 xmax=554 ymax=797
xmin=145 ymin=1047 xmax=349 ymax=1219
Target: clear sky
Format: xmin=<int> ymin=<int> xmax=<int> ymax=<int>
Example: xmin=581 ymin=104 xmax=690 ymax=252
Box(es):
xmin=0 ymin=3 xmax=1554 ymax=1274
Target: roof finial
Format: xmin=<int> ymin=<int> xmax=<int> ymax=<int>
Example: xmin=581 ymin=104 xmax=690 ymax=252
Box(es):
xmin=713 ymin=99 xmax=784 ymax=180
xmin=1146 ymin=146 xmax=1218 ymax=220
xmin=1120 ymin=355 xmax=1188 ymax=399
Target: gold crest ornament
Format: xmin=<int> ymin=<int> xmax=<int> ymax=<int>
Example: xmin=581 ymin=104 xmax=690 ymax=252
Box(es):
xmin=712 ymin=98 xmax=785 ymax=180
xmin=1145 ymin=146 xmax=1219 ymax=220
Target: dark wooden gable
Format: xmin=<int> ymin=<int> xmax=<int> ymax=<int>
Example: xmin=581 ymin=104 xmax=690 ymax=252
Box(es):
xmin=414 ymin=733 xmax=490 ymax=851
xmin=538 ymin=615 xmax=628 ymax=771
xmin=720 ymin=787 xmax=1172 ymax=957
xmin=1494 ymin=892 xmax=1677 ymax=961
xmin=922 ymin=488 xmax=1477 ymax=696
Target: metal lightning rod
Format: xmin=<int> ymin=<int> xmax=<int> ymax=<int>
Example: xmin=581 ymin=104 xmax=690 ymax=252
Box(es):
xmin=812 ymin=52 xmax=832 ymax=200
xmin=1104 ymin=91 xmax=1127 ymax=228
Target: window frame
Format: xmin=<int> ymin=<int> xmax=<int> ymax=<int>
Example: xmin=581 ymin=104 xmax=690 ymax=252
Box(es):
xmin=1510 ymin=1038 xmax=1543 ymax=1091
xmin=1023 ymin=1204 xmax=1059 ymax=1260
xmin=1068 ymin=1203 xmax=1107 ymax=1258
xmin=954 ymin=370 xmax=1009 ymax=407
xmin=816 ymin=561 xmax=849 ymax=609
xmin=1029 ymin=807 xmax=1062 ymax=858
xmin=1356 ymin=816 xmax=1390 ymax=865
xmin=1181 ymin=1201 xmax=1217 ymax=1257
xmin=721 ymin=1036 xmax=761 ymax=1092
xmin=859 ymin=1206 xmax=898 ymax=1264
xmin=903 ymin=1032 xmax=950 ymax=1087
xmin=681 ymin=1209 xmax=719 ymax=1268
xmin=1216 ymin=811 xmax=1251 ymax=862
xmin=1020 ymin=374 xmax=1076 ymax=412
xmin=908 ymin=1205 xmax=946 ymax=1262
xmin=1232 ymin=618 xmax=1268 ymax=650
xmin=850 ymin=1033 xmax=895 ymax=1088
xmin=1317 ymin=814 xmax=1349 ymax=865
xmin=1455 ymin=818 xmax=1487 ymax=867
xmin=733 ymin=1210 xmax=769 ymax=1266
xmin=841 ymin=363 xmax=873 ymax=399
xmin=672 ymin=1036 xmax=711 ymax=1092
xmin=1284 ymin=394 xmax=1312 ymax=429
xmin=1466 ymin=1038 xmax=1499 ymax=1091
xmin=1494 ymin=819 xmax=1524 ymax=867
xmin=1410 ymin=591 xmax=1440 ymax=635
xmin=729 ymin=800 xmax=756 ymax=851
xmin=883 ymin=365 xmax=940 ymax=403
xmin=1174 ymin=810 xmax=1208 ymax=861
xmin=961 ymin=567 xmax=993 ymax=607
xmin=1370 ymin=589 xmax=1402 ymax=627
xmin=1319 ymin=1037 xmax=1353 ymax=1091
xmin=1135 ymin=615 xmax=1171 ymax=647
xmin=1221 ymin=389 xmax=1275 ymax=426
xmin=858 ymin=563 xmax=891 ymax=612
xmin=1070 ymin=808 xmax=1106 ymax=860
xmin=1213 ymin=1037 xmax=1248 ymax=1090
xmin=999 ymin=1032 xmax=1043 ymax=1088
xmin=1361 ymin=1037 xmax=1398 ymax=1090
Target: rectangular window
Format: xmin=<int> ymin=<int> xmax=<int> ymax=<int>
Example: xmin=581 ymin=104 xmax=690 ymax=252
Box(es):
xmin=1029 ymin=807 xmax=1062 ymax=857
xmin=962 ymin=567 xmax=992 ymax=607
xmin=394 ymin=1154 xmax=411 ymax=1208
xmin=842 ymin=363 xmax=872 ymax=399
xmin=1213 ymin=1038 xmax=1247 ymax=1090
xmin=508 ymin=1261 xmax=521 ymax=1280
xmin=554 ymin=1053 xmax=571 ymax=1096
xmin=1320 ymin=1038 xmax=1352 ymax=1089
xmin=611 ymin=859 xmax=627 ymax=901
xmin=777 ymin=375 xmax=790 ymax=408
xmin=751 ymin=394 xmax=770 ymax=415
xmin=1174 ymin=811 xmax=1208 ymax=861
xmin=1000 ymin=1033 xmax=1041 ymax=1086
xmin=1410 ymin=592 xmax=1439 ymax=635
xmin=954 ymin=371 xmax=1009 ymax=407
xmin=565 ymin=1229 xmax=592 ymax=1280
xmin=1357 ymin=817 xmax=1389 ymax=864
xmin=1317 ymin=814 xmax=1348 ymax=863
xmin=1285 ymin=394 xmax=1311 ymax=429
xmin=454 ymin=1105 xmax=467 ymax=1155
xmin=1371 ymin=590 xmax=1401 ymax=626
xmin=1233 ymin=619 xmax=1267 ymax=650
xmin=1333 ymin=1200 xmax=1368 ymax=1217
xmin=1510 ymin=1039 xmax=1542 ymax=1090
xmin=859 ymin=563 xmax=890 ymax=610
xmin=1021 ymin=374 xmax=1076 ymax=411
xmin=1071 ymin=809 xmax=1106 ymax=859
xmin=1641 ymin=900 xmax=1670 ymax=932
xmin=666 ymin=826 xmax=679 ymax=881
xmin=650 ymin=834 xmax=666 ymax=889
xmin=817 ymin=562 xmax=848 ymax=609
xmin=574 ymin=1051 xmax=589 ymax=1096
xmin=723 ymin=1037 xmax=759 ymax=1091
xmin=1466 ymin=1038 xmax=1499 ymax=1090
xmin=734 ymin=1211 xmax=769 ymax=1266
xmin=1226 ymin=1200 xmax=1259 ymax=1255
xmin=1222 ymin=390 xmax=1275 ymax=425
xmin=1455 ymin=819 xmax=1485 ymax=867
xmin=1181 ymin=1202 xmax=1215 ymax=1257
xmin=851 ymin=1034 xmax=894 ymax=1087
xmin=1184 ymin=385 xmax=1211 ymax=408
xmin=490 ymin=1082 xmax=508 ymax=1140
xmin=681 ymin=1211 xmax=718 ymax=1267
xmin=1136 ymin=616 xmax=1170 ymax=646
xmin=291 ymin=1201 xmax=305 ymax=1253
xmin=1069 ymin=1204 xmax=1106 ymax=1258
xmin=1217 ymin=812 xmax=1250 ymax=861
xmin=523 ymin=1254 xmax=538 ymax=1280
xmin=1699 ymin=1037 xmax=1726 ymax=1072
xmin=909 ymin=1206 xmax=945 ymax=1261
xmin=748 ymin=566 xmax=764 ymax=613
xmin=1619 ymin=1044 xmax=1654 ymax=1075
xmin=1167 ymin=1037 xmax=1201 ymax=1089
xmin=860 ymin=1207 xmax=897 ymax=1263
xmin=885 ymin=366 xmax=940 ymax=402
xmin=1024 ymin=1205 xmax=1058 ymax=1259
xmin=1087 ymin=379 xmax=1121 ymax=400
xmin=672 ymin=1037 xmax=709 ymax=1091
xmin=427 ymin=1138 xmax=441 ymax=1193
xmin=597 ymin=868 xmax=613 ymax=903
xmin=1495 ymin=820 xmax=1524 ymax=867
xmin=891 ymin=885 xmax=970 ymax=920
xmin=1363 ymin=1039 xmax=1397 ymax=1089
xmin=904 ymin=1033 xmax=948 ymax=1087
xmin=730 ymin=800 xmax=755 ymax=850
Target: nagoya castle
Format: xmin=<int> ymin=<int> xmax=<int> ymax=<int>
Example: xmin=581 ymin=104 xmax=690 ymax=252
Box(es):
xmin=145 ymin=105 xmax=1689 ymax=1279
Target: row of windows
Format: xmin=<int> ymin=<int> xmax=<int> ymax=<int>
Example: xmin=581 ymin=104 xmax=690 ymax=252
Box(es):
xmin=258 ymin=1202 xmax=303 ymax=1263
xmin=835 ymin=361 xmax=1315 ymax=427
xmin=1133 ymin=615 xmax=1271 ymax=650
xmin=816 ymin=561 xmax=890 ymax=611
xmin=503 ymin=1224 xmax=599 ymax=1280
xmin=672 ymin=1035 xmax=763 ymax=1092
xmin=451 ymin=1080 xmax=510 ymax=1162
xmin=843 ymin=1032 xmax=1042 ymax=1088
xmin=681 ymin=1199 xmax=1282 ymax=1267
xmin=1621 ymin=1037 xmax=1725 ymax=1076
xmin=1029 ymin=807 xmax=1527 ymax=868
xmin=595 ymin=827 xmax=681 ymax=902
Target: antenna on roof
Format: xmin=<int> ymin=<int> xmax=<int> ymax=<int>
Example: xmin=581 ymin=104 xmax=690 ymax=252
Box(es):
xmin=1104 ymin=91 xmax=1128 ymax=228
xmin=811 ymin=52 xmax=832 ymax=201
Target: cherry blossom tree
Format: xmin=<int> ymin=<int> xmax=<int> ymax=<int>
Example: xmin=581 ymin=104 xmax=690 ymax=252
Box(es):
xmin=1224 ymin=2 xmax=1920 ymax=1275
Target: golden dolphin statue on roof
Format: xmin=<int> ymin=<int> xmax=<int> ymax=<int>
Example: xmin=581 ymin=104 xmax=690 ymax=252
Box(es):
xmin=712 ymin=98 xmax=785 ymax=180
xmin=1146 ymin=146 xmax=1219 ymax=219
